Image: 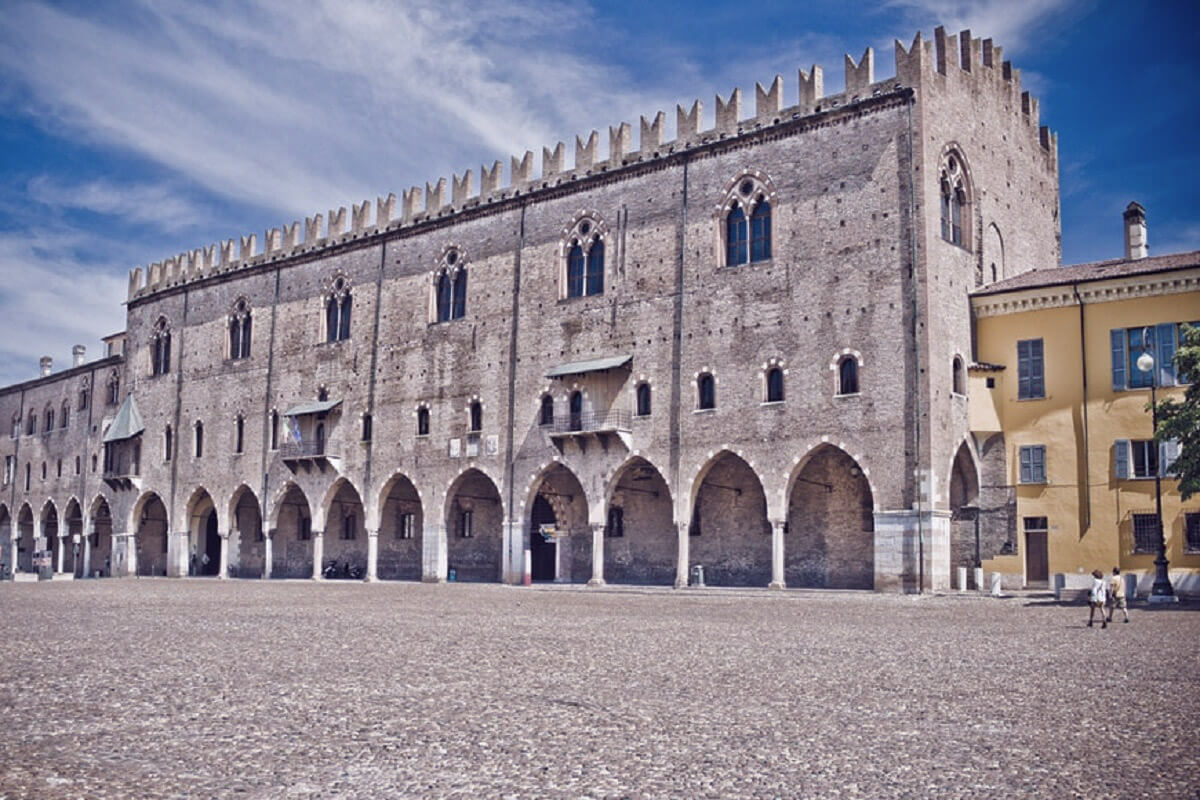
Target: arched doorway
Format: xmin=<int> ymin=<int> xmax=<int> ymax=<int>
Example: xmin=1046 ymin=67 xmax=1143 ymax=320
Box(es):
xmin=64 ymin=499 xmax=83 ymax=577
xmin=0 ymin=504 xmax=10 ymax=577
xmin=949 ymin=441 xmax=981 ymax=582
xmin=689 ymin=452 xmax=771 ymax=586
xmin=445 ymin=469 xmax=503 ymax=582
xmin=88 ymin=497 xmax=114 ymax=577
xmin=17 ymin=504 xmax=34 ymax=573
xmin=135 ymin=494 xmax=169 ymax=576
xmin=321 ymin=479 xmax=366 ymax=578
xmin=378 ymin=473 xmax=423 ymax=581
xmin=186 ymin=489 xmax=219 ymax=576
xmin=786 ymin=446 xmax=875 ymax=589
xmin=228 ymin=486 xmax=264 ymax=578
xmin=271 ymin=483 xmax=312 ymax=579
xmin=605 ymin=457 xmax=675 ymax=585
xmin=41 ymin=502 xmax=60 ymax=574
xmin=526 ymin=463 xmax=588 ymax=583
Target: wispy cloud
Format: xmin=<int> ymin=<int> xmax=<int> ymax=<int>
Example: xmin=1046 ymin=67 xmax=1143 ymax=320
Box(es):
xmin=883 ymin=0 xmax=1090 ymax=52
xmin=27 ymin=176 xmax=204 ymax=232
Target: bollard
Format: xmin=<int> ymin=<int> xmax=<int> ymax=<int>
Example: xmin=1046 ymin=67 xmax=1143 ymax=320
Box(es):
xmin=448 ymin=568 xmax=456 ymax=582
xmin=956 ymin=566 xmax=968 ymax=592
xmin=990 ymin=572 xmax=1003 ymax=596
xmin=689 ymin=564 xmax=705 ymax=588
xmin=973 ymin=567 xmax=984 ymax=592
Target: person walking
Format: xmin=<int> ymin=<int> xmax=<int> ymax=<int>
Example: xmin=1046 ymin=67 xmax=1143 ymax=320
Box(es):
xmin=1107 ymin=567 xmax=1130 ymax=624
xmin=1087 ymin=569 xmax=1107 ymax=628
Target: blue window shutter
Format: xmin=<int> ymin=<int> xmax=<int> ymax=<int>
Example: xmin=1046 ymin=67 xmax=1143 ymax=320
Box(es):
xmin=1110 ymin=330 xmax=1127 ymax=391
xmin=1017 ymin=341 xmax=1030 ymax=398
xmin=1114 ymin=439 xmax=1130 ymax=479
xmin=1019 ymin=446 xmax=1031 ymax=483
xmin=1031 ymin=339 xmax=1044 ymax=397
xmin=1161 ymin=439 xmax=1180 ymax=477
xmin=1157 ymin=322 xmax=1177 ymax=386
xmin=1034 ymin=446 xmax=1046 ymax=482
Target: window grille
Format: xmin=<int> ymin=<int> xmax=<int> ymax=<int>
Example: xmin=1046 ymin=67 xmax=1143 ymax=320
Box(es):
xmin=1132 ymin=513 xmax=1159 ymax=554
xmin=1186 ymin=514 xmax=1200 ymax=553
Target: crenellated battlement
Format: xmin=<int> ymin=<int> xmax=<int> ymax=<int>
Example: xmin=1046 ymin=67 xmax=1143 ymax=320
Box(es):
xmin=127 ymin=27 xmax=1056 ymax=302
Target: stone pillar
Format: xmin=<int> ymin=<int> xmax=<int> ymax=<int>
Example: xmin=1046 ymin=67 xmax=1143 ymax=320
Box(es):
xmin=312 ymin=530 xmax=325 ymax=580
xmin=167 ymin=531 xmax=189 ymax=578
xmin=56 ymin=535 xmax=66 ymax=574
xmin=114 ymin=532 xmax=136 ymax=577
xmin=502 ymin=517 xmax=515 ymax=584
xmin=217 ymin=531 xmax=230 ymax=579
xmin=769 ymin=521 xmax=786 ymax=590
xmin=262 ymin=531 xmax=274 ymax=579
xmin=81 ymin=529 xmax=92 ymax=578
xmin=587 ymin=523 xmax=605 ymax=587
xmin=675 ymin=521 xmax=690 ymax=589
xmin=366 ymin=529 xmax=379 ymax=582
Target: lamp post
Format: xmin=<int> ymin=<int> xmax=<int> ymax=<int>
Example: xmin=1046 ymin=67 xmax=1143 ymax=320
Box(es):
xmin=1136 ymin=329 xmax=1176 ymax=602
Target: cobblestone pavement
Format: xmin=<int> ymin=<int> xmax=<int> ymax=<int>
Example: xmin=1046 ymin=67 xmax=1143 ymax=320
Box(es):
xmin=0 ymin=580 xmax=1197 ymax=799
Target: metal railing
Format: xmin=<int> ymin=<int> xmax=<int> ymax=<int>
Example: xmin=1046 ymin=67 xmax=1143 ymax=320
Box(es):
xmin=545 ymin=409 xmax=632 ymax=435
xmin=280 ymin=441 xmax=330 ymax=459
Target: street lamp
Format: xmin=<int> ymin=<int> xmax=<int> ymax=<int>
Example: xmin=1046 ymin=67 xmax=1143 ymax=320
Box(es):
xmin=1135 ymin=329 xmax=1176 ymax=602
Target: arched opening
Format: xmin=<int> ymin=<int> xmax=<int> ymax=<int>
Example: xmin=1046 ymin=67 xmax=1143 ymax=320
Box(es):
xmin=635 ymin=383 xmax=651 ymax=417
xmin=952 ymin=356 xmax=965 ymax=395
xmin=378 ymin=473 xmax=423 ymax=581
xmin=65 ymin=500 xmax=83 ymax=576
xmin=16 ymin=504 xmax=34 ymax=573
xmin=41 ymin=502 xmax=61 ymax=574
xmin=526 ymin=463 xmax=588 ymax=583
xmin=786 ymin=446 xmax=875 ymax=589
xmin=697 ymin=373 xmax=715 ymax=410
xmin=766 ymin=367 xmax=784 ymax=403
xmin=568 ymin=391 xmax=583 ymax=432
xmin=88 ymin=498 xmax=114 ymax=577
xmin=271 ymin=483 xmax=312 ymax=579
xmin=445 ymin=469 xmax=503 ymax=582
xmin=228 ymin=486 xmax=264 ymax=578
xmin=322 ymin=479 xmax=366 ymax=579
xmin=838 ymin=357 xmax=859 ymax=395
xmin=186 ymin=489 xmax=219 ymax=576
xmin=949 ymin=441 xmax=982 ymax=582
xmin=539 ymin=394 xmax=555 ymax=426
xmin=689 ymin=452 xmax=771 ymax=586
xmin=135 ymin=494 xmax=169 ymax=576
xmin=0 ymin=505 xmax=10 ymax=576
xmin=605 ymin=457 xmax=674 ymax=585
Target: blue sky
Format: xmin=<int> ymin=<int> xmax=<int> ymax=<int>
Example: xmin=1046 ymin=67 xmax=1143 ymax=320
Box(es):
xmin=0 ymin=0 xmax=1197 ymax=386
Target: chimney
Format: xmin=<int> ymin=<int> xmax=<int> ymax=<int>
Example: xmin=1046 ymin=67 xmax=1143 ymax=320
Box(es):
xmin=72 ymin=344 xmax=86 ymax=367
xmin=1124 ymin=201 xmax=1147 ymax=260
xmin=39 ymin=356 xmax=52 ymax=377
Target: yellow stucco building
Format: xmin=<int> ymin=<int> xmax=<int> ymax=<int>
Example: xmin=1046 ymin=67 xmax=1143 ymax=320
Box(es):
xmin=969 ymin=209 xmax=1199 ymax=596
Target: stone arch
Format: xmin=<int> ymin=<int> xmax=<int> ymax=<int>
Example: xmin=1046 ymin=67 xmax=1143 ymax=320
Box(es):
xmin=39 ymin=499 xmax=63 ymax=574
xmin=443 ymin=467 xmax=504 ymax=582
xmin=63 ymin=497 xmax=83 ymax=576
xmin=86 ymin=495 xmax=114 ymax=578
xmin=132 ymin=491 xmax=169 ymax=576
xmin=948 ymin=438 xmax=983 ymax=576
xmin=184 ymin=487 xmax=220 ymax=576
xmin=603 ymin=454 xmax=675 ymax=585
xmin=937 ymin=143 xmax=975 ymax=250
xmin=375 ymin=471 xmax=424 ymax=581
xmin=268 ymin=481 xmax=313 ymax=579
xmin=983 ymin=222 xmax=1005 ymax=284
xmin=16 ymin=502 xmax=34 ymax=573
xmin=227 ymin=484 xmax=264 ymax=578
xmin=521 ymin=461 xmax=590 ymax=583
xmin=319 ymin=478 xmax=367 ymax=577
xmin=686 ymin=449 xmax=772 ymax=586
xmin=785 ymin=444 xmax=876 ymax=589
xmin=0 ymin=502 xmax=10 ymax=576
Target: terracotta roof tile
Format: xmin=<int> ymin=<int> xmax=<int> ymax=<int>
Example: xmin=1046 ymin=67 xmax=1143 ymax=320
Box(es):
xmin=971 ymin=250 xmax=1200 ymax=297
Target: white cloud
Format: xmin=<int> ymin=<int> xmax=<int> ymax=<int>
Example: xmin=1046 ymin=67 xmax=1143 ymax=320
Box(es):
xmin=882 ymin=0 xmax=1087 ymax=52
xmin=27 ymin=176 xmax=204 ymax=232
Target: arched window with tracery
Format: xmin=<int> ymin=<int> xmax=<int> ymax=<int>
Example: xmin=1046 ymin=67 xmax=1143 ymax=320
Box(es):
xmin=60 ymin=400 xmax=69 ymax=429
xmin=562 ymin=215 xmax=607 ymax=298
xmin=939 ymin=150 xmax=972 ymax=248
xmin=434 ymin=248 xmax=467 ymax=322
xmin=723 ymin=175 xmax=773 ymax=267
xmin=106 ymin=371 xmax=119 ymax=406
xmin=229 ymin=298 xmax=252 ymax=359
xmin=43 ymin=405 xmax=54 ymax=433
xmin=151 ymin=317 xmax=171 ymax=376
xmin=325 ymin=276 xmax=351 ymax=342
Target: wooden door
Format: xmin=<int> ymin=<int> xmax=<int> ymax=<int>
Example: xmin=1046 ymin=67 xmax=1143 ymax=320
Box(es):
xmin=1025 ymin=531 xmax=1049 ymax=584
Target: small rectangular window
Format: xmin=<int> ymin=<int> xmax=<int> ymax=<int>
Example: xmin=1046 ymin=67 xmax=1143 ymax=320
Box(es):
xmin=1132 ymin=513 xmax=1159 ymax=554
xmin=1017 ymin=339 xmax=1044 ymax=399
xmin=397 ymin=512 xmax=414 ymax=540
xmin=606 ymin=507 xmax=624 ymax=538
xmin=361 ymin=413 xmax=372 ymax=443
xmin=1018 ymin=445 xmax=1046 ymax=484
xmin=1130 ymin=440 xmax=1158 ymax=478
xmin=460 ymin=510 xmax=473 ymax=538
xmin=298 ymin=517 xmax=311 ymax=541
xmin=1023 ymin=516 xmax=1048 ymax=533
xmin=1186 ymin=514 xmax=1200 ymax=553
xmin=341 ymin=513 xmax=356 ymax=541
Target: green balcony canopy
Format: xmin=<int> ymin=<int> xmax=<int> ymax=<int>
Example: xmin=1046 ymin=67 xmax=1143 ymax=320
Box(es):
xmin=102 ymin=395 xmax=145 ymax=443
xmin=545 ymin=355 xmax=632 ymax=378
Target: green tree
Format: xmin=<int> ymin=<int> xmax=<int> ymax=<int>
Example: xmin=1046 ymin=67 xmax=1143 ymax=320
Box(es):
xmin=1155 ymin=323 xmax=1200 ymax=500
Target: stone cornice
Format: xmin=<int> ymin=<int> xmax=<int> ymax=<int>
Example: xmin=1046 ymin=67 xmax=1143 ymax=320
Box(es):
xmin=971 ymin=267 xmax=1200 ymax=319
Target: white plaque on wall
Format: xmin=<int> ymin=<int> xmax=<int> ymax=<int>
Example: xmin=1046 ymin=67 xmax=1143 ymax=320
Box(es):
xmin=485 ymin=434 xmax=499 ymax=456
xmin=449 ymin=438 xmax=461 ymax=457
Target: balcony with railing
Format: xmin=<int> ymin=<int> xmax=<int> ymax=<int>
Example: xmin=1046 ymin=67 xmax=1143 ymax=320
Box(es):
xmin=280 ymin=439 xmax=337 ymax=472
xmin=545 ymin=409 xmax=632 ymax=450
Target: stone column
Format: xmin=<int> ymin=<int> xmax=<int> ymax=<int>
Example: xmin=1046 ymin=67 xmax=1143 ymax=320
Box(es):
xmin=217 ymin=531 xmax=230 ymax=579
xmin=674 ymin=521 xmax=690 ymax=589
xmin=769 ymin=521 xmax=786 ymax=590
xmin=366 ymin=529 xmax=379 ymax=582
xmin=312 ymin=530 xmax=325 ymax=580
xmin=56 ymin=535 xmax=66 ymax=574
xmin=422 ymin=523 xmax=447 ymax=582
xmin=262 ymin=531 xmax=274 ymax=579
xmin=81 ymin=528 xmax=92 ymax=578
xmin=587 ymin=523 xmax=605 ymax=587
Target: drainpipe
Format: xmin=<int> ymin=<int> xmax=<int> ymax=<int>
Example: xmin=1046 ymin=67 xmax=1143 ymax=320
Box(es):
xmin=1073 ymin=283 xmax=1091 ymax=533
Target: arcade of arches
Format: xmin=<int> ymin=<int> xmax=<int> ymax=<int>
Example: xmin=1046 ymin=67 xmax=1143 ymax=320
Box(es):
xmin=445 ymin=469 xmax=503 ymax=582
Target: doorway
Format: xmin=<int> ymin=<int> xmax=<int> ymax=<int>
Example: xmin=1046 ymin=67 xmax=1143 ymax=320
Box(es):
xmin=202 ymin=510 xmax=220 ymax=576
xmin=1025 ymin=530 xmax=1048 ymax=586
xmin=530 ymin=495 xmax=557 ymax=581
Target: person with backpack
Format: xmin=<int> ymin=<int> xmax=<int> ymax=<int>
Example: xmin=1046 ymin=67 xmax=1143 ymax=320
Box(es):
xmin=1087 ymin=569 xmax=1107 ymax=628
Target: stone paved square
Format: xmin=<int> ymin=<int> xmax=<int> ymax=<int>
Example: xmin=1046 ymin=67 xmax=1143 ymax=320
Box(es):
xmin=0 ymin=580 xmax=1197 ymax=799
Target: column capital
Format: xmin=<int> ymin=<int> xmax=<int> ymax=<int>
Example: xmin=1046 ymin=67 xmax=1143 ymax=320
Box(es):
xmin=366 ymin=528 xmax=379 ymax=538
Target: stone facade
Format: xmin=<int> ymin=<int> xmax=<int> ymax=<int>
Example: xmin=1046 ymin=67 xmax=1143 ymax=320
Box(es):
xmin=0 ymin=28 xmax=1059 ymax=591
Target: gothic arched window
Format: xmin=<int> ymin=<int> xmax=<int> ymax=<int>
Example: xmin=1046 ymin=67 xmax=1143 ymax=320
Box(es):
xmin=60 ymin=400 xmax=69 ymax=429
xmin=939 ymin=151 xmax=972 ymax=248
xmin=724 ymin=176 xmax=773 ymax=266
xmin=569 ymin=391 xmax=583 ymax=431
xmin=540 ymin=394 xmax=555 ymax=427
xmin=838 ymin=357 xmax=859 ymax=395
xmin=766 ymin=367 xmax=784 ymax=403
xmin=416 ymin=406 xmax=430 ymax=436
xmin=151 ymin=317 xmax=171 ymax=376
xmin=451 ymin=269 xmax=467 ymax=319
xmin=562 ymin=215 xmax=607 ymax=298
xmin=697 ymin=373 xmax=716 ymax=410
xmin=952 ymin=356 xmax=965 ymax=395
xmin=469 ymin=401 xmax=482 ymax=433
xmin=229 ymin=298 xmax=252 ymax=359
xmin=636 ymin=383 xmax=652 ymax=417
xmin=325 ymin=277 xmax=351 ymax=342
xmin=434 ymin=248 xmax=467 ymax=322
